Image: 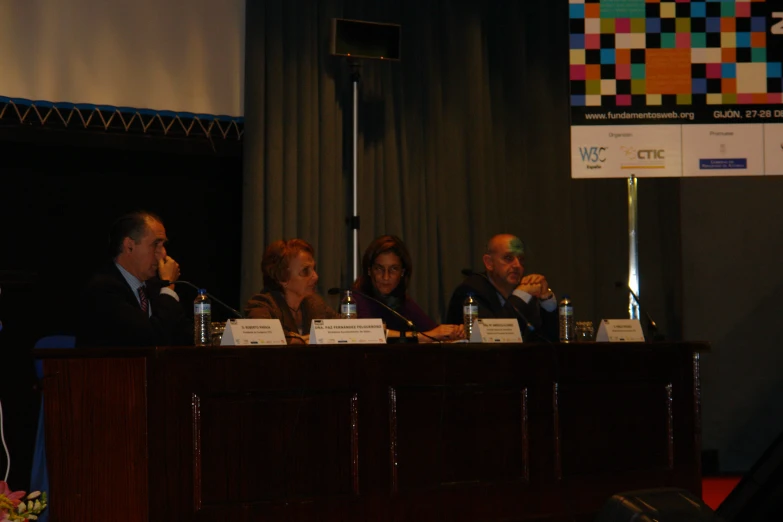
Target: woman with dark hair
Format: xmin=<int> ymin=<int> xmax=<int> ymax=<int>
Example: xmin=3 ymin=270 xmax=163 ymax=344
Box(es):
xmin=245 ymin=238 xmax=338 ymax=343
xmin=353 ymin=235 xmax=464 ymax=342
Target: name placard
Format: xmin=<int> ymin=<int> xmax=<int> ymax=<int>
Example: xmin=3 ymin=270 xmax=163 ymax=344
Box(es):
xmin=470 ymin=318 xmax=523 ymax=343
xmin=220 ymin=319 xmax=287 ymax=346
xmin=309 ymin=319 xmax=386 ymax=344
xmin=595 ymin=319 xmax=645 ymax=343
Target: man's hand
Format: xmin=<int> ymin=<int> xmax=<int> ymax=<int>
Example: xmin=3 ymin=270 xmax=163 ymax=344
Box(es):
xmin=158 ymin=256 xmax=181 ymax=287
xmin=516 ymin=274 xmax=548 ymax=297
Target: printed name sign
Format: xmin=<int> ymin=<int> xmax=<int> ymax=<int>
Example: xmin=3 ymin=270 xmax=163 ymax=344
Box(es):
xmin=309 ymin=319 xmax=386 ymax=344
xmin=470 ymin=318 xmax=523 ymax=343
xmin=595 ymin=319 xmax=645 ymax=343
xmin=220 ymin=319 xmax=287 ymax=346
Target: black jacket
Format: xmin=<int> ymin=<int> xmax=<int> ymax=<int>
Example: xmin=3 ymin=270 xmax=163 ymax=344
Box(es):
xmin=445 ymin=273 xmax=558 ymax=342
xmin=76 ymin=263 xmax=192 ymax=347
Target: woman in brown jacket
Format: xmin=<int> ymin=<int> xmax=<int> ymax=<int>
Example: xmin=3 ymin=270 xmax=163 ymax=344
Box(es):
xmin=244 ymin=238 xmax=338 ymax=343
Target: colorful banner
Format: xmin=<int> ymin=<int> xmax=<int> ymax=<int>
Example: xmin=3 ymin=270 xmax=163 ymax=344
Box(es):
xmin=569 ymin=0 xmax=783 ymax=177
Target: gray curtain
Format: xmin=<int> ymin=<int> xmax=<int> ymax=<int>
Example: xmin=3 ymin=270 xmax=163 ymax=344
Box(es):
xmin=241 ymin=0 xmax=682 ymax=333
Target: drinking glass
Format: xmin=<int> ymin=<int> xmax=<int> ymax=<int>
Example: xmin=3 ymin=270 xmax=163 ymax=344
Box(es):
xmin=210 ymin=321 xmax=226 ymax=346
xmin=575 ymin=321 xmax=594 ymax=342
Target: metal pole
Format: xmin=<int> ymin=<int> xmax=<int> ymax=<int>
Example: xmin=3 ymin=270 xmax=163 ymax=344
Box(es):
xmin=352 ymin=78 xmax=359 ymax=282
xmin=627 ymin=175 xmax=640 ymax=320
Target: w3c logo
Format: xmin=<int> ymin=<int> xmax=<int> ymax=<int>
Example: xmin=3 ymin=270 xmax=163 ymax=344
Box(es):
xmin=578 ymin=146 xmax=607 ymax=163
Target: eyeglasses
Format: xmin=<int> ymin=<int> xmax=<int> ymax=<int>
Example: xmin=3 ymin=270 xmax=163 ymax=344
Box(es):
xmin=371 ymin=264 xmax=403 ymax=277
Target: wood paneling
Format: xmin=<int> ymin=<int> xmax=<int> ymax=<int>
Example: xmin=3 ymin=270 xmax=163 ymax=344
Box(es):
xmin=39 ymin=342 xmax=706 ymax=522
xmin=43 ymin=357 xmax=148 ymax=522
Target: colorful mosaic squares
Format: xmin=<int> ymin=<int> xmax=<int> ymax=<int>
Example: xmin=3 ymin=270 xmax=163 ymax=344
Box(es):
xmin=569 ymin=0 xmax=783 ymax=106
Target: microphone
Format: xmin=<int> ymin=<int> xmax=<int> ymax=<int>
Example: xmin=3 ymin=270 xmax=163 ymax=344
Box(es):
xmin=327 ymin=287 xmax=434 ymax=343
xmin=161 ymin=279 xmax=244 ymax=319
xmin=614 ymin=281 xmax=663 ymax=341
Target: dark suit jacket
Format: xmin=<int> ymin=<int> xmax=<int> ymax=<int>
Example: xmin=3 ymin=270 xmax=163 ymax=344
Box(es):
xmin=76 ymin=263 xmax=193 ymax=347
xmin=445 ymin=273 xmax=558 ymax=342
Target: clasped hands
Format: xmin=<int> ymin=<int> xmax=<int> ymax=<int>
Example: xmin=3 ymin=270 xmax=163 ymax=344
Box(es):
xmin=515 ymin=274 xmax=553 ymax=300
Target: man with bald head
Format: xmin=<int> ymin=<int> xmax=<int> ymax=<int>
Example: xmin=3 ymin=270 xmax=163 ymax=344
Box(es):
xmin=76 ymin=211 xmax=192 ymax=347
xmin=445 ymin=234 xmax=558 ymax=341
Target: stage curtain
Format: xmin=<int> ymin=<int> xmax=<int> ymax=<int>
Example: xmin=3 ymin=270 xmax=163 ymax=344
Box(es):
xmin=242 ymin=0 xmax=682 ymax=334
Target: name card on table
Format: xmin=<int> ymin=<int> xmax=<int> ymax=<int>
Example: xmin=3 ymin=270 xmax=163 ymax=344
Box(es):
xmin=595 ymin=319 xmax=645 ymax=343
xmin=469 ymin=318 xmax=523 ymax=343
xmin=221 ymin=319 xmax=287 ymax=346
xmin=309 ymin=319 xmax=386 ymax=344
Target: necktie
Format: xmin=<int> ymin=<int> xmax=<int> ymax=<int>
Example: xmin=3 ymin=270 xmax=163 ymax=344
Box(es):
xmin=138 ymin=285 xmax=149 ymax=315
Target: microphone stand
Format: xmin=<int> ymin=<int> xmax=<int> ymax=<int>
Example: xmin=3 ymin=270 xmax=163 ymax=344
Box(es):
xmin=164 ymin=279 xmax=244 ymax=319
xmin=328 ymin=288 xmax=440 ymax=343
xmin=507 ymin=301 xmax=552 ymax=344
xmin=615 ymin=282 xmax=663 ymax=342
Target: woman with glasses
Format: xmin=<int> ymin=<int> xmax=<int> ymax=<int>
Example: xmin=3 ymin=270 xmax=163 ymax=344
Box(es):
xmin=353 ymin=235 xmax=464 ymax=342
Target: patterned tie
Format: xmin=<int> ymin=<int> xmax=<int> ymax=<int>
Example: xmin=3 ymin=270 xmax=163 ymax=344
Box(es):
xmin=138 ymin=285 xmax=149 ymax=315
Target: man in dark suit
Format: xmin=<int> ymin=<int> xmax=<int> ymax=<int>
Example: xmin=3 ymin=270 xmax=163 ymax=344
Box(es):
xmin=76 ymin=211 xmax=192 ymax=347
xmin=445 ymin=234 xmax=558 ymax=342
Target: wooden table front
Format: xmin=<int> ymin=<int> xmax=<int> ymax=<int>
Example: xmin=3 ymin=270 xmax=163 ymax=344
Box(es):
xmin=37 ymin=342 xmax=706 ymax=522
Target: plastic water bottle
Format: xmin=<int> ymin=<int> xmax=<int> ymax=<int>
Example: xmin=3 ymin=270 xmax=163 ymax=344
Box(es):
xmin=463 ymin=292 xmax=478 ymax=342
xmin=194 ymin=289 xmax=212 ymax=346
xmin=558 ymin=295 xmax=574 ymax=343
xmin=341 ymin=290 xmax=357 ymax=319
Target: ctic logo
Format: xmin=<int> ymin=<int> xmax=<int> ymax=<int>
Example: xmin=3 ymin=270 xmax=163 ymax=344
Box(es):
xmin=637 ymin=149 xmax=665 ymax=160
xmin=578 ymin=146 xmax=607 ymax=163
xmin=620 ymin=146 xmax=666 ymax=169
xmin=621 ymin=146 xmax=664 ymax=160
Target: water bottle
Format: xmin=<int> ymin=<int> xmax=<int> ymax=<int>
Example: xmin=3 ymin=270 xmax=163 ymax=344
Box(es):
xmin=558 ymin=295 xmax=574 ymax=343
xmin=340 ymin=290 xmax=357 ymax=319
xmin=463 ymin=292 xmax=478 ymax=342
xmin=194 ymin=289 xmax=212 ymax=346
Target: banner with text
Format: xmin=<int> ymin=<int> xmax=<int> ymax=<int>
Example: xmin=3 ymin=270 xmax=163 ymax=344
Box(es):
xmin=569 ymin=0 xmax=783 ymax=177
